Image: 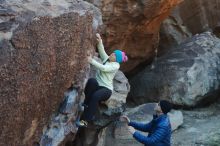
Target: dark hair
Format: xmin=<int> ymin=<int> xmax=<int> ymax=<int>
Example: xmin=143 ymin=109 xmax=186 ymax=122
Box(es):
xmin=159 ymin=100 xmax=172 ymax=114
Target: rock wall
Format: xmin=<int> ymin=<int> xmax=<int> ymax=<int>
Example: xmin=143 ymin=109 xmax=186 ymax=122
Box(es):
xmin=86 ymin=0 xmax=183 ymax=72
xmin=0 ymin=0 xmax=102 ymax=145
xmin=159 ymin=0 xmax=220 ymax=52
xmin=159 ymin=15 xmax=192 ymax=54
xmin=3 ymin=0 xmax=218 ymax=145
xmin=175 ymin=0 xmax=220 ymax=34
xmin=129 ymin=32 xmax=220 ymax=107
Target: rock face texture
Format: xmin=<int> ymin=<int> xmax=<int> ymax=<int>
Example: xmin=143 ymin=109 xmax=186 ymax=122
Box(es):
xmin=159 ymin=0 xmax=220 ymax=52
xmin=129 ymin=32 xmax=220 ymax=107
xmin=0 ymin=0 xmax=102 ymax=146
xmin=40 ymin=87 xmax=84 ymax=146
xmin=172 ymin=100 xmax=220 ymax=146
xmin=175 ymin=0 xmax=220 ymax=35
xmin=159 ymin=15 xmax=192 ymax=54
xmin=86 ymin=0 xmax=183 ymax=72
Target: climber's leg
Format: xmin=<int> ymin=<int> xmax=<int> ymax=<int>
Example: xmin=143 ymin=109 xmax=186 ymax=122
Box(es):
xmin=83 ymin=78 xmax=99 ymax=106
xmin=82 ymin=87 xmax=112 ymax=122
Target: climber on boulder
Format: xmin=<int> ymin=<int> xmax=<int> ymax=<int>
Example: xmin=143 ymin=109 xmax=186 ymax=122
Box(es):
xmin=77 ymin=33 xmax=128 ymax=127
xmin=120 ymin=100 xmax=172 ymax=146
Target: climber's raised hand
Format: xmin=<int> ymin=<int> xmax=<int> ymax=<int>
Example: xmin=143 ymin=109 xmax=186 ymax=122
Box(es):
xmin=88 ymin=56 xmax=93 ymax=63
xmin=96 ymin=33 xmax=102 ymax=43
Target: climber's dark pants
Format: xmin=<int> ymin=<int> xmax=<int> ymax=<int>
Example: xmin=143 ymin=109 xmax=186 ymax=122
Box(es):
xmin=82 ymin=78 xmax=112 ymax=121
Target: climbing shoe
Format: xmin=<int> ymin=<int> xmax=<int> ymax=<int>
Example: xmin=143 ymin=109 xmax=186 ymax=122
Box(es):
xmin=76 ymin=120 xmax=88 ymax=128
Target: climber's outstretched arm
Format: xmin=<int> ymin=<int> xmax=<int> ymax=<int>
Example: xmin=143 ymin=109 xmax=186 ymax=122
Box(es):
xmin=96 ymin=33 xmax=109 ymax=62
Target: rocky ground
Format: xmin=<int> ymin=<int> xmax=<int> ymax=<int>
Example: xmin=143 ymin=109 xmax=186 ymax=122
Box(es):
xmin=172 ymin=99 xmax=220 ymax=146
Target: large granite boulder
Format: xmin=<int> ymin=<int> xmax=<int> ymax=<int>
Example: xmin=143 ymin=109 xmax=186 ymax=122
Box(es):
xmin=129 ymin=32 xmax=220 ymax=107
xmin=85 ymin=0 xmax=183 ymax=72
xmin=0 ymin=0 xmax=102 ymax=145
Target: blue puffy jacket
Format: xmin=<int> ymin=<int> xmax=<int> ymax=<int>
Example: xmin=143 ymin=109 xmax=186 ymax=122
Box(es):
xmin=129 ymin=114 xmax=171 ymax=146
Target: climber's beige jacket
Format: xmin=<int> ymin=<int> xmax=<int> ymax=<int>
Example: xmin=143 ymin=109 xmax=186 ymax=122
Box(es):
xmin=89 ymin=40 xmax=119 ymax=91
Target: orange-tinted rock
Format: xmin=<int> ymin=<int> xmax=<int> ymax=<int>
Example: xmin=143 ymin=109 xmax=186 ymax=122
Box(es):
xmin=159 ymin=0 xmax=220 ymax=52
xmin=87 ymin=0 xmax=183 ymax=72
